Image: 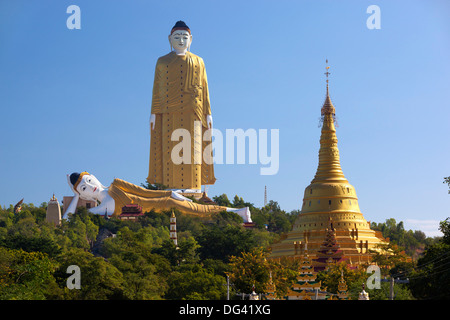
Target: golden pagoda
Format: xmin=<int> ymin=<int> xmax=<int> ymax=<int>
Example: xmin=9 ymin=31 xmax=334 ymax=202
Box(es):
xmin=264 ymin=272 xmax=277 ymax=300
xmin=270 ymin=61 xmax=387 ymax=269
xmin=337 ymin=271 xmax=350 ymax=300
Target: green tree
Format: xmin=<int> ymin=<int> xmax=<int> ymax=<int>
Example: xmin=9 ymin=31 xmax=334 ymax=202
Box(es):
xmin=0 ymin=234 xmax=61 ymax=257
xmin=107 ymin=252 xmax=167 ymax=299
xmin=316 ymin=262 xmax=368 ymax=296
xmin=165 ymin=264 xmax=227 ymax=300
xmin=212 ymin=194 xmax=232 ymax=207
xmin=210 ymin=210 xmax=243 ymax=228
xmin=409 ymin=218 xmax=450 ymax=299
xmin=141 ymin=209 xmax=170 ymax=229
xmin=443 ymin=176 xmax=450 ymax=194
xmin=64 ymin=217 xmax=91 ymax=250
xmin=440 ymin=218 xmax=450 ymax=245
xmin=197 ymin=225 xmax=257 ymax=262
xmin=371 ymin=218 xmax=434 ymax=257
xmin=0 ymin=247 xmax=61 ymax=300
xmin=347 ymin=278 xmax=414 ymax=300
xmin=141 ymin=181 xmax=168 ymax=190
xmin=152 ymin=239 xmax=179 ymax=266
xmin=55 ymin=248 xmax=125 ymax=300
xmin=248 ymin=200 xmax=296 ymax=234
xmin=227 ymin=247 xmax=298 ymax=297
xmin=202 ymin=258 xmax=230 ymax=277
xmin=99 ymin=226 xmax=170 ymax=299
xmin=369 ymin=242 xmax=412 ymax=275
xmin=177 ymin=236 xmax=200 ymax=264
xmin=232 ymin=195 xmax=246 ymax=208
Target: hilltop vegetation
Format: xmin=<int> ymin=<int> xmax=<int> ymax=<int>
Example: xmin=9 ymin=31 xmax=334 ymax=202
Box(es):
xmin=0 ymin=197 xmax=299 ymax=300
xmin=0 ymin=196 xmax=446 ymax=300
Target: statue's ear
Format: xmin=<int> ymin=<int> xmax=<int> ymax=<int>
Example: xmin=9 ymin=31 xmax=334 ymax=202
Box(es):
xmin=168 ymin=34 xmax=173 ymax=51
xmin=188 ymin=34 xmax=193 ymax=51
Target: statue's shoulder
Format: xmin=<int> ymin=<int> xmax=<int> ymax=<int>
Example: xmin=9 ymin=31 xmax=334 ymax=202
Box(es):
xmin=110 ymin=178 xmax=121 ymax=188
xmin=187 ymin=52 xmax=202 ymax=59
xmin=156 ymin=52 xmax=205 ymax=66
xmin=157 ymin=52 xmax=175 ymax=64
xmin=187 ymin=52 xmax=205 ymax=64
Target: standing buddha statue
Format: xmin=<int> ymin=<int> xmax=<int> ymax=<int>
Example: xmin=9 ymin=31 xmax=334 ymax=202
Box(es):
xmin=147 ymin=21 xmax=215 ymax=193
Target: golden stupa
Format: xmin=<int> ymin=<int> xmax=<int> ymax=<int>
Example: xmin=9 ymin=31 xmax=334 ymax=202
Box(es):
xmin=270 ymin=62 xmax=387 ymax=270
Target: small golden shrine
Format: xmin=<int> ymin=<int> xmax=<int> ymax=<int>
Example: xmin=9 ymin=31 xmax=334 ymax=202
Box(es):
xmin=337 ymin=271 xmax=350 ymax=300
xmin=284 ymin=249 xmax=327 ymax=300
xmin=264 ymin=272 xmax=277 ymax=300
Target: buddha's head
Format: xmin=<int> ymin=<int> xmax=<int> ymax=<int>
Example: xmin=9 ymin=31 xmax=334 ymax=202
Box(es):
xmin=69 ymin=172 xmax=105 ymax=201
xmin=169 ymin=20 xmax=192 ymax=54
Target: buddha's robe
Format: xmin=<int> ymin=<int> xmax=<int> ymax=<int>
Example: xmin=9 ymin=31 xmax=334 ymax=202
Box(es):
xmin=108 ymin=178 xmax=226 ymax=217
xmin=147 ymin=51 xmax=216 ymax=190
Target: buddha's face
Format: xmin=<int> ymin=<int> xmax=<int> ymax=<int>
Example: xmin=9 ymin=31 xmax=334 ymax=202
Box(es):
xmin=169 ymin=30 xmax=192 ymax=53
xmin=76 ymin=174 xmax=103 ymax=201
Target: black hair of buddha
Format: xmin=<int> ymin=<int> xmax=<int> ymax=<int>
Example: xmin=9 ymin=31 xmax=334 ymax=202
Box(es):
xmin=70 ymin=172 xmax=80 ymax=186
xmin=173 ymin=20 xmax=189 ymax=29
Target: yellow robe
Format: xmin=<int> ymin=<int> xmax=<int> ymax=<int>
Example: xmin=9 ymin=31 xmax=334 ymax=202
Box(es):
xmin=108 ymin=178 xmax=226 ymax=217
xmin=147 ymin=51 xmax=216 ymax=190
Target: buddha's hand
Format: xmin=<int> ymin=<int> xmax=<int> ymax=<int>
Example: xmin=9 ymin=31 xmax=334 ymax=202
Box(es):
xmin=206 ymin=115 xmax=213 ymax=129
xmin=67 ymin=174 xmax=77 ymax=194
xmin=150 ymin=114 xmax=156 ymax=131
xmin=64 ymin=174 xmax=80 ymax=218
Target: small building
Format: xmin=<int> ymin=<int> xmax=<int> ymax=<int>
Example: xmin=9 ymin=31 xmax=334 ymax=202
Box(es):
xmin=248 ymin=285 xmax=260 ymax=300
xmin=46 ymin=194 xmax=61 ymax=226
xmin=337 ymin=271 xmax=350 ymax=300
xmin=264 ymin=272 xmax=277 ymax=300
xmin=62 ymin=196 xmax=97 ymax=215
xmin=199 ymin=192 xmax=216 ymax=205
xmin=358 ymin=284 xmax=370 ymax=300
xmin=243 ymin=222 xmax=256 ymax=229
xmin=118 ymin=204 xmax=144 ymax=221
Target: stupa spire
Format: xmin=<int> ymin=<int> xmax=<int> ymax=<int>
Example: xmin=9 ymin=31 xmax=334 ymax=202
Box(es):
xmin=312 ymin=60 xmax=347 ymax=184
xmin=321 ymin=59 xmax=335 ymax=118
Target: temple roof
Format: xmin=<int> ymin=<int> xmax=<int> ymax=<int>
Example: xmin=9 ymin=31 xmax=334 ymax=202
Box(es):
xmin=199 ymin=192 xmax=216 ymax=205
xmin=120 ymin=204 xmax=143 ymax=216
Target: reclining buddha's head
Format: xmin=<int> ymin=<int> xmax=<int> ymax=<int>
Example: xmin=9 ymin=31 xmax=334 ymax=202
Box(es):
xmin=69 ymin=172 xmax=105 ymax=201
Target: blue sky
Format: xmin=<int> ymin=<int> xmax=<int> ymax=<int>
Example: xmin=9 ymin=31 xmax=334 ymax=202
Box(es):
xmin=0 ymin=0 xmax=449 ymax=236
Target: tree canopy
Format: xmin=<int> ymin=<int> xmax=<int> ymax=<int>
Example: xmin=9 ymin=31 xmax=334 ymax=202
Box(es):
xmin=0 ymin=191 xmax=445 ymax=300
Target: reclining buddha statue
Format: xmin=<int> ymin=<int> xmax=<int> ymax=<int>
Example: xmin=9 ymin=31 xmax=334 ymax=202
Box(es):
xmin=63 ymin=172 xmax=252 ymax=223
